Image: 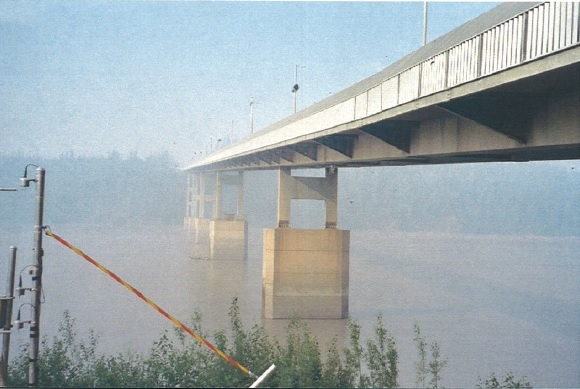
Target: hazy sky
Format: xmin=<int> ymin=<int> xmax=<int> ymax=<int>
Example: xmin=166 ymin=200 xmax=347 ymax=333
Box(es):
xmin=1 ymin=1 xmax=500 ymax=166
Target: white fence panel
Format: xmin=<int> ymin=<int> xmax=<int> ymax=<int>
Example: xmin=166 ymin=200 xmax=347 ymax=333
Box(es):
xmin=448 ymin=38 xmax=480 ymax=86
xmin=315 ymin=2 xmax=580 ymax=125
xmin=381 ymin=77 xmax=399 ymax=110
xmin=398 ymin=66 xmax=420 ymax=104
xmin=367 ymin=85 xmax=382 ymax=116
xmin=420 ymin=52 xmax=447 ymax=96
xmin=355 ymin=92 xmax=368 ymax=120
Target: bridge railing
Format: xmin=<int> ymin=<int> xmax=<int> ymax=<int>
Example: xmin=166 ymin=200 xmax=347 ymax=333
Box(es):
xmin=385 ymin=1 xmax=580 ymax=111
xmin=305 ymin=2 xmax=579 ymax=141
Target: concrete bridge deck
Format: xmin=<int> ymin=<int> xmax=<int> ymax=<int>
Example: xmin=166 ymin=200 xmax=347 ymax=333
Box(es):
xmin=184 ymin=2 xmax=580 ymax=173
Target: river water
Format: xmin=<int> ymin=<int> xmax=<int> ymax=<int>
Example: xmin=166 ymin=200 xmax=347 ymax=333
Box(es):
xmin=1 ymin=224 xmax=578 ymax=388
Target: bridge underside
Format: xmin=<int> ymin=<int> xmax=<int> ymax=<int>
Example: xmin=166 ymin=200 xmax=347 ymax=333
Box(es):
xmin=185 ymin=53 xmax=580 ymax=319
xmin=183 ymin=2 xmax=580 ymax=319
xmin=206 ymin=57 xmax=580 ymax=172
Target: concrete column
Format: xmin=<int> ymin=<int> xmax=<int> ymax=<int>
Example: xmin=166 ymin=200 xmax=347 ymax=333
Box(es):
xmin=214 ymin=171 xmax=223 ymax=219
xmin=276 ymin=167 xmax=338 ymax=228
xmin=184 ymin=173 xmax=194 ymax=227
xmin=207 ymin=171 xmax=248 ymax=260
xmin=199 ymin=173 xmax=207 ymax=218
xmin=263 ymin=167 xmax=349 ymax=319
xmin=185 ymin=172 xmax=214 ymax=259
xmin=193 ymin=173 xmax=200 ymax=217
xmin=236 ymin=171 xmax=245 ymax=220
xmin=185 ymin=172 xmax=203 ymax=228
xmin=184 ymin=171 xmax=249 ymax=260
xmin=277 ymin=168 xmax=292 ymax=227
xmin=324 ymin=167 xmax=338 ymax=229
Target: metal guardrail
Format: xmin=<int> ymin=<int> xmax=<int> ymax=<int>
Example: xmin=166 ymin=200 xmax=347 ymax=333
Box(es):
xmin=362 ymin=1 xmax=580 ymax=116
xmin=294 ymin=2 xmax=580 ymax=133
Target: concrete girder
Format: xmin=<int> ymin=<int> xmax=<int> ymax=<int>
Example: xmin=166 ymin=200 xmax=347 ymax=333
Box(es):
xmin=359 ymin=120 xmax=417 ymax=153
xmin=257 ymin=149 xmax=295 ymax=166
xmin=256 ymin=151 xmax=277 ymax=165
xmin=275 ymin=148 xmax=295 ymax=163
xmin=437 ymin=92 xmax=539 ymax=144
xmin=240 ymin=155 xmax=260 ymax=167
xmin=287 ymin=142 xmax=318 ymax=161
xmin=186 ymin=59 xmax=580 ymax=173
xmin=314 ymin=134 xmax=357 ymax=158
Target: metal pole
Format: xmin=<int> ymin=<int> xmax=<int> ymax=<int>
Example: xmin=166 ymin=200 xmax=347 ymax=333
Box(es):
xmin=28 ymin=167 xmax=44 ymax=387
xmin=250 ymin=97 xmax=254 ymax=134
xmin=293 ymin=65 xmax=298 ymax=114
xmin=0 ymin=246 xmax=17 ymax=388
xmin=423 ymin=1 xmax=428 ymax=46
xmin=250 ymin=364 xmax=276 ymax=388
xmin=292 ymin=65 xmax=305 ymax=114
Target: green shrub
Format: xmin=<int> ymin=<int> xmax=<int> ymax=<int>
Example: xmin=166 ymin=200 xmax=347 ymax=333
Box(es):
xmin=6 ymin=299 xmax=534 ymax=388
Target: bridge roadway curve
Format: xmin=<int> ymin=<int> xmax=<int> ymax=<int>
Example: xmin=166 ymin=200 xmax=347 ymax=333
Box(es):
xmin=184 ymin=2 xmax=580 ymax=173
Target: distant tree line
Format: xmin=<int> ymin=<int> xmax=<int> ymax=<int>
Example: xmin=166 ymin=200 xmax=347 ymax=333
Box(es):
xmin=0 ymin=152 xmax=186 ymax=227
xmin=7 ymin=299 xmax=532 ymax=388
xmin=2 ymin=153 xmax=578 ymax=236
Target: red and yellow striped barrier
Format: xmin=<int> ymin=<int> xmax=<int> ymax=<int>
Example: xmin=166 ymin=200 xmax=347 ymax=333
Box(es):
xmin=44 ymin=227 xmax=257 ymax=379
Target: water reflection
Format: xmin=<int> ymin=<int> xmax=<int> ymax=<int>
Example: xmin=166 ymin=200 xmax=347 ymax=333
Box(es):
xmin=262 ymin=318 xmax=349 ymax=354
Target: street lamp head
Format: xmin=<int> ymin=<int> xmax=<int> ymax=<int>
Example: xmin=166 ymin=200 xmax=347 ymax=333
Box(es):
xmin=13 ymin=303 xmax=36 ymax=330
xmin=291 ymin=84 xmax=299 ymax=93
xmin=20 ymin=177 xmax=33 ymax=187
xmin=20 ymin=164 xmax=39 ymax=187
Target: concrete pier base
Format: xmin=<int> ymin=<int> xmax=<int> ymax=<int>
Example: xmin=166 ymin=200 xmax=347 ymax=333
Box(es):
xmin=209 ymin=219 xmax=248 ymax=260
xmin=185 ymin=217 xmax=247 ymax=260
xmin=193 ymin=218 xmax=211 ymax=245
xmin=262 ymin=228 xmax=349 ymax=319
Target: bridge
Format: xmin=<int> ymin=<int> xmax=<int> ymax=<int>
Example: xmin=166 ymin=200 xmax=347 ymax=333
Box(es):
xmin=183 ymin=2 xmax=580 ymax=319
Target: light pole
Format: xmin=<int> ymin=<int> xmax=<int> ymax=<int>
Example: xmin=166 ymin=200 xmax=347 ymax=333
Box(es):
xmin=0 ymin=246 xmax=17 ymax=387
xmin=292 ymin=64 xmax=306 ymax=114
xmin=423 ymin=1 xmax=428 ymax=46
xmin=0 ymin=183 xmax=18 ymax=387
xmin=20 ymin=165 xmax=45 ymax=387
xmin=250 ymin=97 xmax=255 ymax=133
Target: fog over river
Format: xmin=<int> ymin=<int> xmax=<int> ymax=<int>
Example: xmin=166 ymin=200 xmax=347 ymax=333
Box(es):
xmin=2 ymin=223 xmax=578 ymax=388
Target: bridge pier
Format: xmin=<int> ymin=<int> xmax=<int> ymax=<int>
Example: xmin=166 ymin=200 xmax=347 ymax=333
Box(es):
xmin=263 ymin=167 xmax=349 ymax=319
xmin=184 ymin=171 xmax=247 ymax=260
